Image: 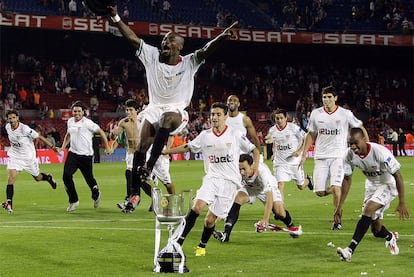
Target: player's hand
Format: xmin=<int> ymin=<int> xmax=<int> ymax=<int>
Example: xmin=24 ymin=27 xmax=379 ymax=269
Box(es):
xmin=222 ymin=21 xmax=238 ymax=39
xmin=104 ymin=147 xmax=111 ymax=155
xmin=51 ymin=146 xmax=59 ymax=153
xmin=107 ymin=5 xmax=117 ymax=17
xmin=395 ymin=203 xmax=410 ymax=221
xmin=259 ymin=219 xmax=269 ymax=229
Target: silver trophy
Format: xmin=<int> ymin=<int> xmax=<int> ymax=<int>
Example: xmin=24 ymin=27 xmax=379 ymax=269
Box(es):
xmin=153 ymin=188 xmax=192 ymax=273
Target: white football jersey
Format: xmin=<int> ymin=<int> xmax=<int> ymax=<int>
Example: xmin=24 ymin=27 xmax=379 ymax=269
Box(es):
xmin=344 ymin=142 xmax=400 ymax=186
xmin=67 ymin=117 xmax=100 ymax=156
xmin=6 ymin=122 xmax=38 ymax=160
xmin=307 ymin=106 xmax=362 ymax=159
xmin=226 ymin=113 xmax=246 ymax=136
xmin=242 ymin=161 xmax=275 ymax=196
xmin=268 ymin=122 xmax=305 ymax=165
xmin=188 ymin=126 xmax=256 ymax=185
xmin=136 ymin=41 xmax=204 ymax=110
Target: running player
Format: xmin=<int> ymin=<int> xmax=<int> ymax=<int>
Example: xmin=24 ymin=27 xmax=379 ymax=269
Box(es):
xmin=163 ymin=102 xmax=260 ymax=256
xmin=300 ymin=86 xmax=368 ymax=230
xmin=336 ymin=128 xmax=409 ymax=262
xmin=267 ymin=108 xmax=313 ymax=197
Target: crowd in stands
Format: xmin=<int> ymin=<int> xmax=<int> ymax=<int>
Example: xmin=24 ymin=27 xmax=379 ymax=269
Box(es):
xmin=0 ymin=45 xmax=412 ymax=150
xmin=1 ymin=0 xmax=413 ymax=34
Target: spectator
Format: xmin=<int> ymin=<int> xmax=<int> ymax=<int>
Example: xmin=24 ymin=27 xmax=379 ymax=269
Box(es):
xmin=390 ymin=128 xmax=398 ymax=156
xmin=39 ymin=101 xmax=49 ymax=120
xmin=49 ymin=127 xmax=61 ymax=145
xmin=90 ymin=94 xmax=99 ymax=113
xmin=398 ymin=128 xmax=407 ymax=156
xmin=18 ymin=85 xmax=28 ymax=108
xmin=122 ymin=5 xmax=129 ymax=21
xmin=45 ymin=132 xmax=56 ymax=149
xmin=68 ymin=0 xmax=77 ymax=16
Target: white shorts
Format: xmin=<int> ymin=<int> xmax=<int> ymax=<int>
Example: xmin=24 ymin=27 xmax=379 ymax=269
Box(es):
xmin=313 ymin=158 xmax=344 ymax=192
xmin=125 ymin=152 xmax=133 ymax=170
xmin=138 ymin=105 xmax=189 ymax=136
xmin=195 ymin=176 xmax=238 ymax=218
xmin=363 ymin=182 xmax=398 ymax=220
xmin=274 ymin=163 xmax=305 ymax=186
xmin=239 ymin=186 xmax=283 ymax=205
xmin=152 ymin=154 xmax=171 ymax=185
xmin=7 ymin=157 xmax=40 ymax=177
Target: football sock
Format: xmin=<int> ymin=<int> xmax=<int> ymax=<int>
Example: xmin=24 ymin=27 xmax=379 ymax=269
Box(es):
xmin=146 ymin=127 xmax=170 ymax=171
xmin=225 ymin=203 xmax=241 ymax=235
xmin=199 ymin=225 xmax=215 ymax=246
xmin=374 ymin=225 xmax=391 ymax=239
xmin=40 ymin=173 xmax=50 ymax=181
xmin=125 ymin=170 xmax=132 ymax=196
xmin=280 ymin=210 xmax=294 ymax=227
xmin=141 ymin=181 xmax=152 ymax=197
xmin=349 ymin=215 xmax=372 ymax=252
xmin=177 ymin=209 xmax=199 ymax=245
xmin=6 ymin=184 xmax=13 ymax=202
xmin=164 ymin=183 xmax=175 ymax=194
xmin=131 ymin=151 xmax=146 ymax=196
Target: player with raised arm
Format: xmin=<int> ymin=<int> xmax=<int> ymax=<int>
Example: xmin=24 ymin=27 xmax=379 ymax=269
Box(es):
xmin=108 ymin=4 xmax=239 ymax=212
xmin=336 ymin=128 xmax=409 ymax=262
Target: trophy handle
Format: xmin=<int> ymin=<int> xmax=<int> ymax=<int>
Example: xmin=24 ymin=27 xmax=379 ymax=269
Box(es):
xmin=179 ymin=190 xmax=193 ymax=216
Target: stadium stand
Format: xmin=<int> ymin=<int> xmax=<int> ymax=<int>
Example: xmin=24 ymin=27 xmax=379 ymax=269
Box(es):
xmin=0 ymin=0 xmax=412 ymax=148
xmin=1 ymin=0 xmax=412 ymax=33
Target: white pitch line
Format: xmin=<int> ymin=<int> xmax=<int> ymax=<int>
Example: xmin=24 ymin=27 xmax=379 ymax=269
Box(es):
xmin=0 ymin=224 xmax=413 ymax=237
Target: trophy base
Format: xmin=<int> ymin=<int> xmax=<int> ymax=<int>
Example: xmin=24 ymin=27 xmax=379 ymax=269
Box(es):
xmin=155 ymin=252 xmax=189 ymax=273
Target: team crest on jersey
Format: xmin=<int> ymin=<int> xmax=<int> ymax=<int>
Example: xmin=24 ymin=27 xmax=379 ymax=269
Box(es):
xmin=336 ymin=120 xmax=341 ymax=124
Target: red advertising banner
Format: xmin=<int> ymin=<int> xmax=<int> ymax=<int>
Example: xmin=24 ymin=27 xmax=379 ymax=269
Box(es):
xmin=1 ymin=14 xmax=413 ymax=47
xmin=0 ymin=149 xmax=68 ymax=165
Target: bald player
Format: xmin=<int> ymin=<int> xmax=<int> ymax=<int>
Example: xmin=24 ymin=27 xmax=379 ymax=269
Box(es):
xmin=109 ymin=5 xmax=239 ymax=211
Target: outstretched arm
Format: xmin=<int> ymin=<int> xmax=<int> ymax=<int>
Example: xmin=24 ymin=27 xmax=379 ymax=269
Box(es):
xmin=163 ymin=143 xmax=191 ymax=154
xmin=108 ymin=5 xmax=141 ymax=49
xmin=196 ymin=21 xmax=238 ymax=61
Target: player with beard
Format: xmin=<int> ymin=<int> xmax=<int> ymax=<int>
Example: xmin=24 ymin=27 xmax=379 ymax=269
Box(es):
xmin=336 ymin=128 xmax=409 ymax=262
xmin=226 ymin=95 xmax=261 ymax=151
xmin=108 ymin=5 xmax=238 ymax=212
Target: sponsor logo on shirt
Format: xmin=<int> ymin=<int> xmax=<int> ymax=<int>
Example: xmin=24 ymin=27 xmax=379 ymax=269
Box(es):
xmin=318 ymin=128 xmax=341 ymax=135
xmin=277 ymin=144 xmax=292 ymax=151
xmin=362 ymin=170 xmax=383 ymax=177
xmin=209 ymin=154 xmax=234 ymax=163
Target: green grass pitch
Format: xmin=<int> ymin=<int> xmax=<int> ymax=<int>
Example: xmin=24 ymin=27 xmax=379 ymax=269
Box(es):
xmin=0 ymin=158 xmax=413 ymax=276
